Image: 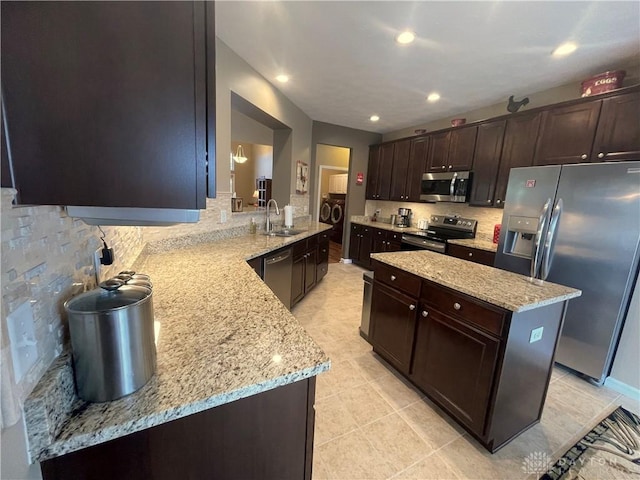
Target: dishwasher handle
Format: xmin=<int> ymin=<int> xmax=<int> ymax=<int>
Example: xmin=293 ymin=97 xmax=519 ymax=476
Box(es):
xmin=265 ymin=250 xmax=292 ymax=265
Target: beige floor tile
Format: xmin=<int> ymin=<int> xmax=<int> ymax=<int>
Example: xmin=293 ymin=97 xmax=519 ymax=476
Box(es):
xmin=371 ymin=370 xmax=424 ymax=411
xmin=314 ymin=395 xmax=359 ymax=445
xmin=438 ymin=436 xmax=527 ymax=480
xmin=317 ymin=429 xmax=397 ymax=480
xmin=338 ymin=382 xmax=395 ymax=426
xmin=555 ymin=370 xmax=621 ymax=402
xmin=311 ymin=450 xmax=331 ymax=480
xmin=315 ymin=360 xmax=368 ymax=399
xmin=546 ymin=378 xmax=611 ymax=425
xmin=393 ymin=452 xmax=460 ymax=480
xmin=360 ymin=412 xmax=433 ymax=472
xmin=398 ymin=399 xmax=465 ymax=450
xmin=351 ymin=352 xmax=394 ymax=382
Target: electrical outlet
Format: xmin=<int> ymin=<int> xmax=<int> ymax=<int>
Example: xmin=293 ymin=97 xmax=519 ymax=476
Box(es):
xmin=220 ymin=209 xmax=227 ymax=223
xmin=7 ymin=301 xmax=38 ymax=383
xmin=375 ymin=209 xmax=381 ymax=215
xmin=529 ymin=326 xmax=544 ymax=343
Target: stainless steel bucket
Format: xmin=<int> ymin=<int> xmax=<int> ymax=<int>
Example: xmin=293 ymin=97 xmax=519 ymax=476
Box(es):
xmin=64 ymin=279 xmax=156 ymax=402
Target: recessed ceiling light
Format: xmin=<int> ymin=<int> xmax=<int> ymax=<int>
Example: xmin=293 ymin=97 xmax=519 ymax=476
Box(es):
xmin=427 ymin=93 xmax=440 ymax=102
xmin=370 ymin=115 xmax=380 ymax=122
xmin=395 ymin=31 xmax=415 ymax=45
xmin=552 ymin=42 xmax=577 ymax=57
xmin=276 ymin=74 xmax=289 ymax=83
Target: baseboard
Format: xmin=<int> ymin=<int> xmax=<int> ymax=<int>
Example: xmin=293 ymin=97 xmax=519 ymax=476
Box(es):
xmin=604 ymin=376 xmax=640 ymax=401
xmin=340 ymin=258 xmax=353 ymax=264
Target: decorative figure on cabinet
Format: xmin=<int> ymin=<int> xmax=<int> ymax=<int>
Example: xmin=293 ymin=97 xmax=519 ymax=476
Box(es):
xmin=507 ymin=95 xmax=530 ymax=113
xmin=296 ymin=161 xmax=308 ymax=194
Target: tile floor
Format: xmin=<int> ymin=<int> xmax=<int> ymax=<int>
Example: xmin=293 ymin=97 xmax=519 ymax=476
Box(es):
xmin=292 ymin=263 xmax=640 ymax=480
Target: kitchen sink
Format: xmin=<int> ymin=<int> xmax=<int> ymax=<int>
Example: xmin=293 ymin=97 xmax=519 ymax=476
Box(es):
xmin=263 ymin=229 xmax=306 ymax=237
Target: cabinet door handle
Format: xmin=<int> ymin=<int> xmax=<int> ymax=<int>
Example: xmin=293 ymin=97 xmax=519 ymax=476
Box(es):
xmin=581 ymin=154 xmax=587 ymax=160
xmin=390 ymin=275 xmax=396 ymax=281
xmin=422 ymin=311 xmax=429 ymax=317
xmin=468 ymin=252 xmax=473 ymax=257
xmin=598 ymin=152 xmax=605 ymax=158
xmin=448 ymin=165 xmax=452 ymax=169
xmin=487 ymin=199 xmax=491 ymax=204
xmin=453 ymin=302 xmax=461 ymax=310
xmin=441 ymin=165 xmax=446 ymax=170
xmin=496 ymin=199 xmax=502 ymax=204
xmin=409 ymin=304 xmax=415 ymax=311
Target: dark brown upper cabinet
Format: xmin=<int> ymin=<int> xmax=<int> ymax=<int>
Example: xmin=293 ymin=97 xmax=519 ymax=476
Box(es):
xmin=389 ymin=139 xmax=412 ymax=201
xmin=468 ymin=121 xmax=506 ymax=207
xmin=533 ymin=101 xmax=602 ymax=166
xmin=493 ymin=112 xmax=543 ymax=207
xmin=366 ymin=143 xmax=393 ymax=200
xmin=1 ymin=1 xmax=215 ymax=208
xmin=406 ymin=136 xmax=430 ymax=202
xmin=591 ymin=91 xmax=640 ymax=162
xmin=427 ymin=126 xmax=477 ymax=172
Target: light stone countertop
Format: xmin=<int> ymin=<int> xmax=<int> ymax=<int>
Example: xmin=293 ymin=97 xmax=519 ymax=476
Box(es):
xmin=370 ymin=250 xmax=581 ymax=312
xmin=25 ymin=224 xmax=332 ymax=462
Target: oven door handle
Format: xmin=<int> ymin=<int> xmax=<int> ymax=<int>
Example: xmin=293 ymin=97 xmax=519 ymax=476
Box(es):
xmin=450 ymin=172 xmax=457 ymax=197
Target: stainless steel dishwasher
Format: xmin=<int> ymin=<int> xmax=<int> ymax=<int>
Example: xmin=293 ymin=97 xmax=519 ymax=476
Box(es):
xmin=360 ymin=271 xmax=374 ymax=343
xmin=263 ymin=248 xmax=293 ymax=310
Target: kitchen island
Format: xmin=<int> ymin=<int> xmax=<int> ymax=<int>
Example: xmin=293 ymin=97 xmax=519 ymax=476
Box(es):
xmin=23 ymin=223 xmax=332 ymax=479
xmin=368 ymin=250 xmax=581 ymax=453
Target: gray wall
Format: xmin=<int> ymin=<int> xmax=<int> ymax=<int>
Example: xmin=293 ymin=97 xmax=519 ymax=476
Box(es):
xmin=311 ymin=121 xmax=382 ymax=252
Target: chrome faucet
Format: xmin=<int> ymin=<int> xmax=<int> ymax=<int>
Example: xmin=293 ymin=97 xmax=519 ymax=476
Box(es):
xmin=265 ymin=199 xmax=280 ymax=232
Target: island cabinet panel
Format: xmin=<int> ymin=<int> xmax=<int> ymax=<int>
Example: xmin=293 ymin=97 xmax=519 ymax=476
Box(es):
xmin=410 ymin=306 xmax=500 ymax=436
xmin=41 ymin=378 xmax=317 ymax=480
xmin=368 ymin=259 xmax=571 ymax=452
xmin=447 ymin=243 xmax=497 ymax=268
xmin=468 ymin=120 xmax=506 ymax=207
xmin=370 ymin=282 xmax=418 ymax=375
xmin=533 ymin=101 xmax=602 ymax=166
xmin=591 ymin=91 xmax=640 ymax=162
xmin=1 ymin=1 xmax=213 ymax=208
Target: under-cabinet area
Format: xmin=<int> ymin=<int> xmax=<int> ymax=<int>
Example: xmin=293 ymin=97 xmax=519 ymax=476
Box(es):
xmin=367 ymin=251 xmax=581 ymax=452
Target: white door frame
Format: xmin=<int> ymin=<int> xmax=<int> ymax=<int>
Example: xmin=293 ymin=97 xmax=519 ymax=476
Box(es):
xmin=315 ymin=165 xmax=348 ymax=222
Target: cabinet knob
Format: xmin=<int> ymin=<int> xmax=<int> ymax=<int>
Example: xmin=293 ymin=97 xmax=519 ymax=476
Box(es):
xmin=448 ymin=165 xmax=452 ymax=169
xmin=487 ymin=200 xmax=492 ymax=204
xmin=390 ymin=275 xmax=396 ymax=281
xmin=422 ymin=311 xmax=429 ymax=318
xmin=598 ymin=152 xmax=605 ymax=158
xmin=468 ymin=252 xmax=473 ymax=257
xmin=581 ymin=154 xmax=588 ymax=160
xmin=322 ymin=249 xmax=327 ymax=253
xmin=409 ymin=304 xmax=416 ymax=311
xmin=441 ymin=166 xmax=446 ymax=170
xmin=496 ymin=199 xmax=502 ymax=204
xmin=453 ymin=302 xmax=461 ymax=310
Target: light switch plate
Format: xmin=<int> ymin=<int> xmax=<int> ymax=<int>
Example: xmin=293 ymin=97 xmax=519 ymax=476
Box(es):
xmin=529 ymin=326 xmax=544 ymax=343
xmin=7 ymin=301 xmax=38 ymax=383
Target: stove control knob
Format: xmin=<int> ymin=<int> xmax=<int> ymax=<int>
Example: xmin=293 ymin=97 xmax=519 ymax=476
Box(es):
xmin=457 ymin=220 xmax=462 ymax=225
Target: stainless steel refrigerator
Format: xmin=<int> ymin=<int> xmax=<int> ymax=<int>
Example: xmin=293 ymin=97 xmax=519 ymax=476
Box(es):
xmin=494 ymin=162 xmax=640 ymax=384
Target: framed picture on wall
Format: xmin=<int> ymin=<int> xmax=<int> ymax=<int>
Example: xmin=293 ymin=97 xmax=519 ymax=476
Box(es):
xmin=231 ymin=197 xmax=243 ymax=212
xmin=296 ymin=161 xmax=308 ymax=194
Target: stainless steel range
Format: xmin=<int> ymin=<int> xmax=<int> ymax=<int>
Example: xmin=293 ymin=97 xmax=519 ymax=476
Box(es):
xmin=401 ymin=215 xmax=477 ymax=253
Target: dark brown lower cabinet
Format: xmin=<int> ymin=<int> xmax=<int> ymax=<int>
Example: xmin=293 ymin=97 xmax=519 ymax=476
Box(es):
xmin=369 ymin=259 xmax=570 ymax=453
xmin=41 ymin=378 xmax=317 ymax=480
xmin=410 ymin=307 xmax=499 ymax=435
xmin=370 ymin=282 xmax=417 ymax=375
xmin=317 ymin=235 xmax=330 ymax=282
xmin=291 ymin=235 xmax=319 ymax=307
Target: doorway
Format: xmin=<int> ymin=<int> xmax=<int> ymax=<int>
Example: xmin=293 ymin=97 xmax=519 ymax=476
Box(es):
xmin=316 ymin=144 xmax=351 ymax=260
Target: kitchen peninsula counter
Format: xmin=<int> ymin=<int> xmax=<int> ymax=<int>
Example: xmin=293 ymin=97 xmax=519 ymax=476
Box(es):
xmin=371 ymin=250 xmax=580 ymax=312
xmin=25 ymin=223 xmax=332 ymax=466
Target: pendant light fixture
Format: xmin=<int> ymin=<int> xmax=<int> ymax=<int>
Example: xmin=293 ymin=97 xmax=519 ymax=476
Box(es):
xmin=233 ymin=145 xmax=248 ymax=164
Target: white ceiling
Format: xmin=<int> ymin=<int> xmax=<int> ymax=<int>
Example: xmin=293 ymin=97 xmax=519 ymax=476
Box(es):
xmin=216 ymin=1 xmax=640 ymax=134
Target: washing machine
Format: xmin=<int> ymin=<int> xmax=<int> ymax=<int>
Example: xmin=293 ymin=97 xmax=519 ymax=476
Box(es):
xmin=328 ymin=195 xmax=345 ymax=244
xmin=319 ymin=198 xmax=332 ymax=225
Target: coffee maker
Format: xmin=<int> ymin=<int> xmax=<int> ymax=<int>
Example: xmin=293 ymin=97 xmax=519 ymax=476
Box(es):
xmin=396 ymin=208 xmax=411 ymax=227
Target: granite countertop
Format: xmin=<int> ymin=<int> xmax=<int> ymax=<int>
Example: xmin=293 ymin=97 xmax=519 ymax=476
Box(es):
xmin=447 ymin=237 xmax=498 ymax=253
xmin=370 ymin=250 xmax=581 ymax=312
xmin=25 ymin=224 xmax=332 ymax=462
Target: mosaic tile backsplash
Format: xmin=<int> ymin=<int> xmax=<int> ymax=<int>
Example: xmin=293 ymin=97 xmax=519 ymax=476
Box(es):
xmin=0 ymin=189 xmax=145 ymax=428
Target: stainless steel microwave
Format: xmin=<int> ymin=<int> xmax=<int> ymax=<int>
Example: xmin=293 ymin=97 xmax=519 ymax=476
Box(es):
xmin=420 ymin=171 xmax=472 ymax=203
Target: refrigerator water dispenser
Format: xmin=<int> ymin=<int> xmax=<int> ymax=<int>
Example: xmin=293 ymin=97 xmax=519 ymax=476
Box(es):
xmin=503 ymin=216 xmax=538 ymax=258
